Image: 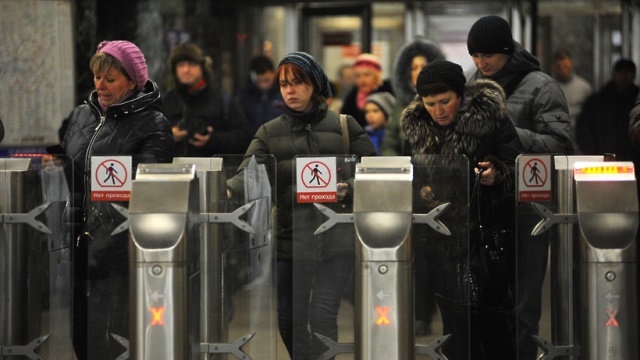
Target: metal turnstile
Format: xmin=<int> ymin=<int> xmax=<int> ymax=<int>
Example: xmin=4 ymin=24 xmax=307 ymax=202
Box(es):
xmin=574 ymin=161 xmax=638 ymax=359
xmin=128 ymin=163 xmax=199 ymax=359
xmin=353 ymin=156 xmax=413 ymax=359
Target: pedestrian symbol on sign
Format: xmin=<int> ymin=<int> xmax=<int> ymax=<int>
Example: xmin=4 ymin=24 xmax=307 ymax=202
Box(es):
xmin=524 ymin=159 xmax=547 ymax=188
xmin=104 ymin=163 xmax=119 ymax=184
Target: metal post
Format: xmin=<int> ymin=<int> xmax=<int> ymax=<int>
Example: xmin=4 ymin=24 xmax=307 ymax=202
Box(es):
xmin=0 ymin=159 xmax=33 ymax=349
xmin=173 ymin=158 xmax=227 ymax=360
xmin=574 ymin=161 xmax=638 ymax=359
xmin=129 ymin=163 xmax=199 ymax=359
xmin=353 ymin=157 xmax=413 ymax=359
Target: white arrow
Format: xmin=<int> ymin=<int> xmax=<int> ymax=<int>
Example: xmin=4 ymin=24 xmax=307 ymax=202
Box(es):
xmin=376 ymin=290 xmax=391 ymax=301
xmin=604 ymin=291 xmax=620 ymax=302
xmin=151 ymin=290 xmax=165 ymax=303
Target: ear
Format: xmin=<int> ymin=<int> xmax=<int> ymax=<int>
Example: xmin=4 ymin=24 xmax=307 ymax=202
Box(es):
xmin=129 ymin=81 xmax=137 ymax=90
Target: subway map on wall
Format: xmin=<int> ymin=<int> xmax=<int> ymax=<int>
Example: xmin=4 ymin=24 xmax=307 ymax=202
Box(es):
xmin=0 ymin=0 xmax=75 ymax=147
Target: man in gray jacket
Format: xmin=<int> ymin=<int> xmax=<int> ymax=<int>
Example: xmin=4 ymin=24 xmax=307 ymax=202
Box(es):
xmin=465 ymin=15 xmax=573 ymax=360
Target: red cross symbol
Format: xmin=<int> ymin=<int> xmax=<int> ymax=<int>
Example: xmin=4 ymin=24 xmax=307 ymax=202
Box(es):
xmin=605 ymin=309 xmax=619 ymax=327
xmin=375 ymin=306 xmax=391 ymax=326
xmin=150 ymin=306 xmax=165 ymax=326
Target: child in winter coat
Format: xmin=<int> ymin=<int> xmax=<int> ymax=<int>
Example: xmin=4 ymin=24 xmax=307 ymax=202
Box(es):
xmin=364 ymin=91 xmax=396 ymax=154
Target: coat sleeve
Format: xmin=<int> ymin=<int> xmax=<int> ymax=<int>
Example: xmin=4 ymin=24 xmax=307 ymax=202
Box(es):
xmin=516 ymin=80 xmax=574 ymax=155
xmin=226 ymin=123 xmax=271 ymax=197
xmin=629 ymin=92 xmax=640 ymax=149
xmin=575 ymin=92 xmax=600 ymax=154
xmin=207 ymin=97 xmax=251 ymax=155
xmin=138 ymin=111 xmax=175 ymax=164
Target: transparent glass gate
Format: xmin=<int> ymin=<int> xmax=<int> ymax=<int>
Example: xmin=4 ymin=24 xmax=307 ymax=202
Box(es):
xmin=0 ymin=155 xmax=74 ymax=359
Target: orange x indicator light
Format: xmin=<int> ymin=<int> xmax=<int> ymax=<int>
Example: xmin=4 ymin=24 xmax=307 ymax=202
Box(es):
xmin=150 ymin=306 xmax=165 ymax=326
xmin=376 ymin=306 xmax=391 ymax=326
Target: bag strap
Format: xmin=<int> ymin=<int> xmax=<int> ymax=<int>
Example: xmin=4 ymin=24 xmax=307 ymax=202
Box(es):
xmin=339 ymin=114 xmax=350 ymax=154
xmin=471 ymin=169 xmax=484 ymax=226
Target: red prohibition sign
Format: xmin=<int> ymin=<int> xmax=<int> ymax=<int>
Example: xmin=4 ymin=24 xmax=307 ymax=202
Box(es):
xmin=96 ymin=159 xmax=128 ymax=187
xmin=301 ymin=161 xmax=331 ymax=188
xmin=524 ymin=158 xmax=548 ymax=188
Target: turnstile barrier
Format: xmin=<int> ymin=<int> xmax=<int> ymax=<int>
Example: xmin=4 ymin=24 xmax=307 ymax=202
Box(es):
xmin=128 ymin=163 xmax=199 ymax=359
xmin=353 ymin=156 xmax=413 ymax=359
xmin=292 ymin=154 xmax=469 ymax=360
xmin=0 ymin=156 xmax=74 ymax=360
xmin=574 ymin=161 xmax=638 ymax=359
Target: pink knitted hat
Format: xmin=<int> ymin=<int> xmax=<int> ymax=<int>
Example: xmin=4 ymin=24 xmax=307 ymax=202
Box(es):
xmin=96 ymin=40 xmax=148 ymax=90
xmin=353 ymin=53 xmax=382 ymax=74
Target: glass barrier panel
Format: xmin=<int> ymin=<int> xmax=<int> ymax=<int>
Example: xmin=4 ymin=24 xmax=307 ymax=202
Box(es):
xmin=292 ymin=154 xmax=358 ymax=360
xmin=220 ymin=154 xmax=277 ymax=360
xmin=515 ymin=154 xmax=563 ymax=360
xmin=412 ymin=154 xmax=470 ymax=360
xmin=0 ymin=154 xmax=74 ymax=359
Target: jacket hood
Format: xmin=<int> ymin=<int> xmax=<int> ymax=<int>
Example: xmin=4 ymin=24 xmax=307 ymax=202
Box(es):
xmin=392 ymin=38 xmax=445 ymax=106
xmin=401 ymin=79 xmax=507 ymax=156
xmin=89 ymin=80 xmax=163 ymax=116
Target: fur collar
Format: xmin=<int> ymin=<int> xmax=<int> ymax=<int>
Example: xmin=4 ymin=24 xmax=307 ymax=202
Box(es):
xmin=401 ymin=79 xmax=507 ymax=156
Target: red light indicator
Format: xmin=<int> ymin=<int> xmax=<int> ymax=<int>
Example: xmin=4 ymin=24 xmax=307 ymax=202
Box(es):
xmin=605 ymin=309 xmax=619 ymax=327
xmin=150 ymin=306 xmax=165 ymax=326
xmin=375 ymin=306 xmax=391 ymax=326
xmin=575 ymin=165 xmax=634 ymax=175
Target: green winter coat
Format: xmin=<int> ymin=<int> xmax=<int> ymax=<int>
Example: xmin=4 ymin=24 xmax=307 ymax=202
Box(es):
xmin=227 ymin=103 xmax=377 ymax=260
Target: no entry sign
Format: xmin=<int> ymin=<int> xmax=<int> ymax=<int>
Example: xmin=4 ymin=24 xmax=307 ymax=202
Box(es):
xmin=296 ymin=157 xmax=337 ymax=203
xmin=91 ymin=156 xmax=132 ymax=201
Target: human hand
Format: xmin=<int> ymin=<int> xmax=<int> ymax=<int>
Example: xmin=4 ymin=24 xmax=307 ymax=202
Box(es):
xmin=419 ymin=185 xmax=441 ymax=209
xmin=42 ymin=154 xmax=55 ymax=168
xmin=188 ymin=126 xmax=213 ymax=148
xmin=172 ymin=126 xmax=189 ymax=142
xmin=337 ymin=182 xmax=349 ymax=201
xmin=475 ymin=161 xmax=496 ymax=186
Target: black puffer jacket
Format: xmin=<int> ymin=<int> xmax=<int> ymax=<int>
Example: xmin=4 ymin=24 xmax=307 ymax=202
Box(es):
xmin=62 ymin=80 xmax=174 ymax=203
xmin=61 ymin=80 xmax=174 ymax=279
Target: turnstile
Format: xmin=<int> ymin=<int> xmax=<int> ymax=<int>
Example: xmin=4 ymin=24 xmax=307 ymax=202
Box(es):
xmin=574 ymin=161 xmax=638 ymax=359
xmin=353 ymin=156 xmax=414 ymax=359
xmin=128 ymin=163 xmax=199 ymax=359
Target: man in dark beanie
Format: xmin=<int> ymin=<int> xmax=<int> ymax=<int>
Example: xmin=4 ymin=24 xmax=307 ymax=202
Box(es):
xmin=466 ymin=15 xmax=572 ymax=360
xmin=162 ymin=43 xmax=250 ymax=156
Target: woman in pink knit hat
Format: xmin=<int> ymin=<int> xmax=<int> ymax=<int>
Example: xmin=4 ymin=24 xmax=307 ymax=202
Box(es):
xmin=58 ymin=40 xmax=174 ymax=360
xmin=340 ymin=53 xmax=394 ymax=128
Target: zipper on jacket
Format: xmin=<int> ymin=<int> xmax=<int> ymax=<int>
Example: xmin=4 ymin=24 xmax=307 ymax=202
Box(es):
xmin=81 ymin=113 xmax=106 ymax=210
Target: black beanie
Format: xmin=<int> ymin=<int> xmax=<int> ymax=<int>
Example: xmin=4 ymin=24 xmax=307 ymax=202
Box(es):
xmin=467 ymin=15 xmax=514 ymax=55
xmin=278 ymin=52 xmax=332 ymax=99
xmin=416 ymin=60 xmax=466 ymax=98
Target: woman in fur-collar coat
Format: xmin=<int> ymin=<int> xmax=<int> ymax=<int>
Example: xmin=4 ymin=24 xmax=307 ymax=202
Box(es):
xmin=401 ymin=60 xmax=521 ymax=360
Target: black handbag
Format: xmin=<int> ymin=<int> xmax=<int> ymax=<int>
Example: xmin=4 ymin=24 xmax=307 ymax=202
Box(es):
xmin=469 ymin=168 xmax=515 ymax=310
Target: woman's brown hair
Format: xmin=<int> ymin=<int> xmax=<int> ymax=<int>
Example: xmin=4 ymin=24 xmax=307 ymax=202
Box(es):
xmin=277 ymin=63 xmax=326 ymax=107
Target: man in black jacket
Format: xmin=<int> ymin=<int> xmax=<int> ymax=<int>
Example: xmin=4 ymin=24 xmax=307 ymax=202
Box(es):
xmin=163 ymin=43 xmax=250 ymax=156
